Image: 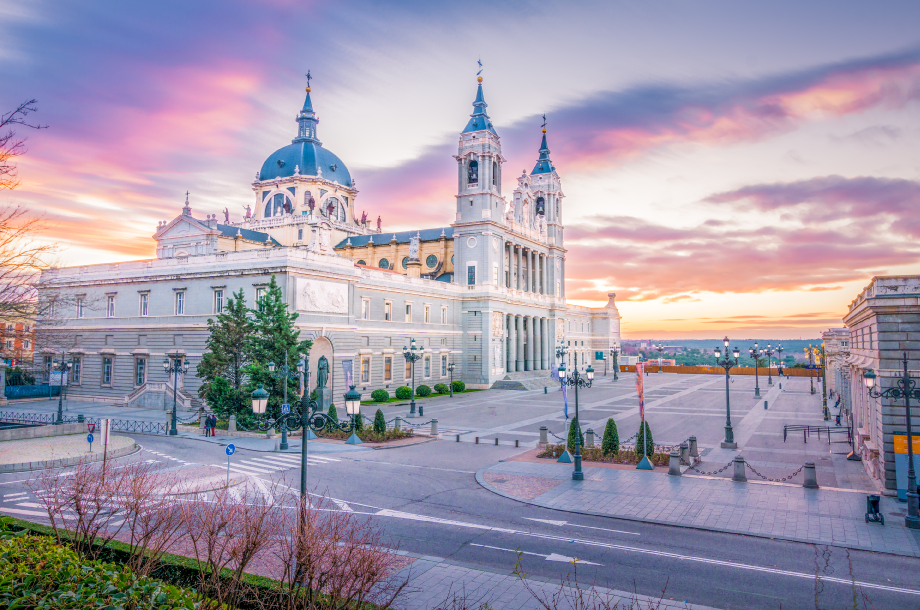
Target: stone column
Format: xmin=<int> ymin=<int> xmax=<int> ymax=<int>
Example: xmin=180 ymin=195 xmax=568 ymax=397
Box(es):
xmin=541 ymin=318 xmax=549 ymax=369
xmin=525 ymin=316 xmax=534 ymax=371
xmin=506 ymin=242 xmax=511 ymax=287
xmin=521 ymin=247 xmax=528 ymax=291
xmin=507 ymin=314 xmax=515 ymax=372
xmin=516 ymin=246 xmax=522 ymax=290
xmin=541 ymin=254 xmax=547 ymax=294
xmin=531 ymin=251 xmax=537 ymax=294
xmin=533 ymin=316 xmax=542 ymax=370
xmin=515 ymin=315 xmax=524 ymax=372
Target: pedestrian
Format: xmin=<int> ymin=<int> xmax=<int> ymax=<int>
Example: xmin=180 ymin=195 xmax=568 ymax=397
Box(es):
xmin=835 ymin=412 xmax=842 ymax=426
xmin=207 ymin=414 xmax=215 ymax=437
xmin=210 ymin=415 xmax=217 ymax=437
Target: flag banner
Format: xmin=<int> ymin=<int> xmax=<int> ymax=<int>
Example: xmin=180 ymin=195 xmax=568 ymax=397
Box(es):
xmin=636 ymin=362 xmax=645 ymax=421
xmin=562 ymin=380 xmax=569 ymax=419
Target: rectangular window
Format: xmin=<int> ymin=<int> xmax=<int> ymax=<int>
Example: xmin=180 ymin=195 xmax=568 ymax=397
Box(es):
xmin=441 ymin=307 xmax=447 ymax=324
xmin=424 ymin=355 xmax=431 ymax=378
xmin=467 ymin=265 xmax=476 ymax=285
xmin=405 ymin=360 xmax=412 ymax=379
xmin=135 ymin=358 xmax=147 ymax=386
xmin=384 ymin=356 xmax=393 ymax=382
xmin=256 ymin=287 xmax=266 ymax=311
xmin=106 ymin=295 xmax=115 ymax=317
xmin=361 ymin=356 xmax=371 ymax=383
xmin=43 ymin=355 xmax=52 ymax=372
xmin=441 ymin=355 xmax=447 ymax=376
xmin=22 ymin=339 xmax=29 ymax=349
xmin=4 ymin=340 xmax=12 ymax=349
xmin=77 ymin=298 xmax=85 ymax=318
xmin=214 ymin=290 xmax=224 ymax=314
xmin=298 ymin=228 xmax=304 ymax=241
xmin=424 ymin=305 xmax=431 ymax=324
xmin=102 ymin=357 xmax=113 ymax=386
xmin=405 ymin=303 xmax=412 ymax=322
xmin=139 ymin=293 xmax=149 ymax=316
xmin=362 ymin=299 xmax=370 ymax=320
xmin=71 ymin=357 xmax=81 ymax=384
xmin=384 ymin=301 xmax=392 ymax=321
xmin=175 ymin=292 xmax=185 ymax=315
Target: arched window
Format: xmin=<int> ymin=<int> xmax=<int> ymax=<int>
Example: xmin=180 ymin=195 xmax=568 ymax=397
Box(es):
xmin=536 ymin=197 xmax=545 ymax=216
xmin=402 ymin=256 xmax=409 ymax=269
xmin=379 ymin=258 xmax=390 ymax=269
xmin=264 ymin=193 xmax=290 ymax=218
xmin=357 ymin=260 xmax=367 ymax=266
xmin=468 ymin=160 xmax=478 ymax=184
xmin=492 ymin=161 xmax=498 ymax=186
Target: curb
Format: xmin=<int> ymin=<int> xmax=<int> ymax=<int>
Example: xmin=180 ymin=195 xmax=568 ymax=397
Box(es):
xmin=164 ymin=431 xmax=435 ymax=453
xmin=0 ymin=442 xmax=140 ymax=473
xmin=473 ymin=466 xmax=919 ymax=559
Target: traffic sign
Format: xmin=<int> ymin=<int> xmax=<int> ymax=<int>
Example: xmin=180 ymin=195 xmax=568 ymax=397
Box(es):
xmin=281 ymin=403 xmax=290 ymax=414
xmin=86 ymin=433 xmax=94 ymax=444
xmin=225 ymin=443 xmax=235 ymax=456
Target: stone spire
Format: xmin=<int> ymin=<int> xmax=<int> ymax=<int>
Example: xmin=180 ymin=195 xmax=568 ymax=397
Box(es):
xmin=531 ymin=125 xmax=554 ymax=175
xmin=462 ymin=76 xmax=497 ymax=135
xmin=294 ymin=76 xmax=321 ymax=144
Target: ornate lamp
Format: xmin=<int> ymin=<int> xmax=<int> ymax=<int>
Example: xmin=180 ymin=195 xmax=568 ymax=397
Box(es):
xmin=251 ymin=384 xmax=269 ymax=414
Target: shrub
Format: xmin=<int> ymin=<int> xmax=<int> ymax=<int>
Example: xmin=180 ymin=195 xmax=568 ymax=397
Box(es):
xmin=395 ymin=386 xmax=413 ymax=400
xmin=636 ymin=421 xmax=654 ymax=457
xmin=567 ymin=417 xmax=584 ymax=449
xmin=371 ymin=389 xmax=389 ymax=402
xmin=434 ymin=382 xmax=450 ymax=395
xmin=601 ymin=418 xmax=619 ymax=456
xmin=373 ymin=409 xmax=386 ymax=434
xmin=415 ymin=384 xmax=432 ymax=397
xmin=354 ymin=413 xmax=364 ymax=431
xmin=451 ymin=380 xmax=466 ymax=393
xmin=326 ymin=403 xmax=339 ymax=430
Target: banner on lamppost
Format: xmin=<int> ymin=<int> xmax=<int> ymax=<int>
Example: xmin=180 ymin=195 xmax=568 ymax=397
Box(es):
xmin=636 ymin=362 xmax=645 ymax=421
xmin=342 ymin=359 xmax=354 ymax=387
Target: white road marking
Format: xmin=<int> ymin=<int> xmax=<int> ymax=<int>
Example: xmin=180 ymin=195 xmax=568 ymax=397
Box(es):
xmin=470 ymin=542 xmax=601 ymax=566
xmin=3 ymin=492 xmax=27 ymax=499
xmin=251 ymin=476 xmax=274 ymax=503
xmin=331 ymin=498 xmax=353 ymax=512
xmin=524 ymin=517 xmax=640 ymax=536
xmin=1 ymin=507 xmax=49 ymax=518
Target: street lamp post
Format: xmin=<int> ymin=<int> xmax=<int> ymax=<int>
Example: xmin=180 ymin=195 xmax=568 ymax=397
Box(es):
xmin=54 ymin=355 xmax=72 ymax=425
xmin=655 ymin=343 xmax=664 ymax=373
xmin=163 ymin=353 xmax=189 ymax=436
xmin=403 ymin=339 xmax=424 ymax=416
xmin=447 ymin=362 xmax=455 ymax=397
xmin=807 ymin=345 xmax=816 ymax=395
xmin=558 ymin=359 xmax=594 ymax=481
xmin=763 ymin=344 xmax=775 ymax=387
xmin=776 ymin=344 xmax=784 ymax=376
xmin=749 ymin=342 xmax=761 ymax=398
xmin=864 ymin=353 xmax=920 ymax=529
xmin=819 ymin=343 xmax=829 ymax=421
xmin=266 ymin=353 xmax=304 ymax=451
xmin=610 ymin=346 xmax=619 ymax=381
xmin=714 ymin=336 xmax=740 ymax=449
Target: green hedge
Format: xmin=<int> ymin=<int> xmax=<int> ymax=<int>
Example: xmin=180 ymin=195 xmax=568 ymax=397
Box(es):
xmin=415 ymin=384 xmax=431 ymax=397
xmin=451 ymin=380 xmax=465 ymax=393
xmin=0 ymin=532 xmax=199 ymax=609
xmin=395 ymin=386 xmax=412 ymax=400
xmin=371 ymin=389 xmax=389 ymax=402
xmin=434 ymin=382 xmax=450 ymax=395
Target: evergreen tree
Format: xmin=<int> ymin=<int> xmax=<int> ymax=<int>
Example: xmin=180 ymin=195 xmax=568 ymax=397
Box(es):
xmin=373 ymin=409 xmax=386 ymax=434
xmin=636 ymin=421 xmax=654 ymax=457
xmin=567 ymin=417 xmax=585 ymax=449
xmin=601 ymin=418 xmax=619 ymax=456
xmin=326 ymin=403 xmax=339 ymax=431
xmin=245 ymin=276 xmax=312 ymax=418
xmin=197 ymin=288 xmax=252 ymax=398
xmin=354 ymin=412 xmax=364 ymax=431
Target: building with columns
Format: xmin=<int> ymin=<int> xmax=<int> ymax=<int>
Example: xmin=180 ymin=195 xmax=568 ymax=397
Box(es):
xmin=36 ymin=76 xmax=621 ymax=408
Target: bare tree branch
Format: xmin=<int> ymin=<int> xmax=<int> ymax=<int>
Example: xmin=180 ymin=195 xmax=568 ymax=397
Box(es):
xmin=1 ymin=99 xmax=47 ymax=191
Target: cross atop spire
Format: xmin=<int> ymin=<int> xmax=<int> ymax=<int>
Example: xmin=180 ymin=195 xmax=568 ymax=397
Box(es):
xmin=461 ymin=72 xmax=497 ymax=135
xmin=294 ymin=72 xmax=321 ymax=144
xmin=182 ymin=191 xmax=192 ymax=216
xmin=530 ymin=118 xmax=554 ymax=175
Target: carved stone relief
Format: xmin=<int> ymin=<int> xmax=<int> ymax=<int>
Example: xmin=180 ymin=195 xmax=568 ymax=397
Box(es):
xmin=295 ymin=277 xmax=348 ymax=314
xmin=492 ymin=311 xmax=504 ymax=336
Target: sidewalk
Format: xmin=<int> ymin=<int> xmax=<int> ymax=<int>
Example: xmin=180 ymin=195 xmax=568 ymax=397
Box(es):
xmin=478 ymin=460 xmax=920 ymax=558
xmin=173 ymin=430 xmax=374 ymax=454
xmin=0 ymin=433 xmax=137 ymax=472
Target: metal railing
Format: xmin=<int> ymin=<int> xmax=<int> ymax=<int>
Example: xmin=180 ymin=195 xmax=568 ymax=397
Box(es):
xmin=783 ymin=424 xmax=852 ymax=444
xmin=0 ymin=411 xmax=167 ymax=435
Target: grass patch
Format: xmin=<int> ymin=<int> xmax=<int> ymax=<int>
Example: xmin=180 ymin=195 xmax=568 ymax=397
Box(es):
xmin=360 ymin=388 xmax=481 ymax=406
xmin=318 ymin=428 xmax=414 ymax=443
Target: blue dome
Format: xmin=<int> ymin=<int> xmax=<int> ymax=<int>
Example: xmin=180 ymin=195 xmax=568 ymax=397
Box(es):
xmin=259 ymin=141 xmax=352 ymax=186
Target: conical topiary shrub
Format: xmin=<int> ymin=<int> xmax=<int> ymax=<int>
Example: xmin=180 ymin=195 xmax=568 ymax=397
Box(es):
xmin=567 ymin=417 xmax=585 ymax=450
xmin=326 ymin=404 xmax=339 ymax=431
xmin=354 ymin=413 xmax=364 ymax=431
xmin=636 ymin=421 xmax=654 ymax=457
xmin=373 ymin=408 xmax=386 ymax=434
xmin=601 ymin=418 xmax=619 ymax=456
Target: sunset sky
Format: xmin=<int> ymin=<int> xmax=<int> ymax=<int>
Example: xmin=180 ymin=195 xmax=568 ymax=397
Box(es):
xmin=2 ymin=1 xmax=919 ymax=339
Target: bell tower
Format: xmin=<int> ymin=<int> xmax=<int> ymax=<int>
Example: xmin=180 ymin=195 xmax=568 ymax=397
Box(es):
xmin=454 ymin=76 xmax=506 ymax=224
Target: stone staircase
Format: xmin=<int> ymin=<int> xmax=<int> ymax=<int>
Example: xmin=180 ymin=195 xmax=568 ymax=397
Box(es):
xmin=491 ymin=370 xmax=556 ymax=391
xmin=123 ymin=382 xmax=202 ymax=413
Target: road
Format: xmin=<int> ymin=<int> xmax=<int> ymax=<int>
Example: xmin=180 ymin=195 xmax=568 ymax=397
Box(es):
xmin=1 ymin=432 xmax=916 ymax=610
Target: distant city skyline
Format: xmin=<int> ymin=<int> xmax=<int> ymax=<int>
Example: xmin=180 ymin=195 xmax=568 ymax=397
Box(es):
xmin=3 ymin=1 xmax=919 ymax=339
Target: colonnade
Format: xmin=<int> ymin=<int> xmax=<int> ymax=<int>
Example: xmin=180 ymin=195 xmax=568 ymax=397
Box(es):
xmin=504 ymin=314 xmax=553 ymax=373
xmin=504 ymin=241 xmax=548 ymax=294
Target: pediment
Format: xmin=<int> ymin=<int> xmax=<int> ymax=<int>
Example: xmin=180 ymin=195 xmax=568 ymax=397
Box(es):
xmin=154 ymin=216 xmax=214 ymax=241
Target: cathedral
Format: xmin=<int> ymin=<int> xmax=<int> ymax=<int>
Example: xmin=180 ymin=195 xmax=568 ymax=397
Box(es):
xmin=37 ymin=76 xmax=621 ymax=409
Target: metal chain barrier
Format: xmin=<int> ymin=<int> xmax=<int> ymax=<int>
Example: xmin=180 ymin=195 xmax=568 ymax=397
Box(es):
xmin=655 ymin=436 xmax=691 ymax=452
xmin=547 ymin=430 xmax=567 ymax=443
xmin=403 ymin=420 xmax=435 ymax=428
xmin=745 ymin=462 xmax=804 ymax=482
xmin=176 ymin=412 xmax=201 ymax=424
xmin=685 ymin=460 xmax=734 ymax=476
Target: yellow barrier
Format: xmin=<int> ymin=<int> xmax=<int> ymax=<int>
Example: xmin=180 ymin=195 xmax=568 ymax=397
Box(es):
xmin=618 ymin=365 xmax=820 ymax=377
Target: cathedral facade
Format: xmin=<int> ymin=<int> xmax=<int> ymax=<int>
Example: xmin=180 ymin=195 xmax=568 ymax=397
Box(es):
xmin=37 ymin=77 xmax=621 ymax=408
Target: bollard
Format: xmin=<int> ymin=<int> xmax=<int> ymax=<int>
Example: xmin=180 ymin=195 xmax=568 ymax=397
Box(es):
xmin=274 ymin=439 xmax=281 ymax=452
xmin=668 ymin=451 xmax=682 ymax=476
xmin=515 ymin=439 xmax=519 ymax=448
xmin=419 ymin=405 xmax=424 ymax=417
xmin=585 ymin=429 xmax=595 ymax=448
xmin=732 ymin=456 xmax=747 ymax=482
xmin=228 ymin=414 xmax=237 ymax=433
xmin=539 ymin=426 xmax=548 ymax=445
xmin=456 ymin=434 xmax=460 ymax=442
xmin=77 ymin=414 xmax=84 ymax=423
xmin=803 ymin=462 xmax=819 ymax=488
xmin=680 ymin=442 xmax=690 ymax=464
xmin=430 ymin=419 xmax=438 ymax=436
xmin=689 ymin=436 xmax=699 ymax=458
xmin=764 ymin=400 xmax=768 ymax=410
xmin=779 ymin=383 xmax=782 ymax=390
xmin=544 ymin=387 xmax=548 ymax=394
xmin=475 ymin=437 xmax=480 ymax=444
xmin=395 ymin=417 xmax=401 ymax=431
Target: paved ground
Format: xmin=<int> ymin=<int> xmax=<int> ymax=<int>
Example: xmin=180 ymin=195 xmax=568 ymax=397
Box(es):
xmin=0 ymin=433 xmax=135 ymax=465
